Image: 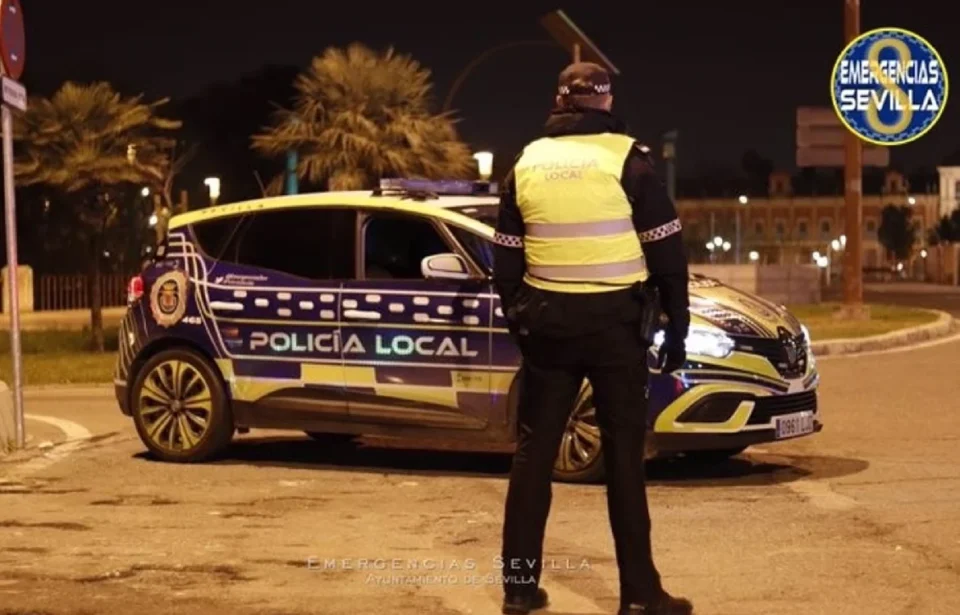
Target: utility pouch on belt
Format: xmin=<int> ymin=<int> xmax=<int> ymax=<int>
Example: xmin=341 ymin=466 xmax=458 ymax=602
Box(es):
xmin=631 ymin=282 xmax=661 ymax=347
xmin=506 ymin=285 xmax=550 ymax=336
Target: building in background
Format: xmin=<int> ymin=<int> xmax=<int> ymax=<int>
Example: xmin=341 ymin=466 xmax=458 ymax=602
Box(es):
xmin=676 ymin=166 xmax=960 ymax=272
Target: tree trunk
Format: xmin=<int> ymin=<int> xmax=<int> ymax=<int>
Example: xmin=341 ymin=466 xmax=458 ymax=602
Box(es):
xmin=89 ymin=237 xmax=105 ymax=352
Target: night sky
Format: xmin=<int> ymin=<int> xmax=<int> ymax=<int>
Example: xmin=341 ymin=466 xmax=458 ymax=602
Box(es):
xmin=21 ymin=1 xmax=960 ymax=178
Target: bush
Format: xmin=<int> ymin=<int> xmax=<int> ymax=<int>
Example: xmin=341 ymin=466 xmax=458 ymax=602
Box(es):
xmin=0 ymin=327 xmax=120 ymax=354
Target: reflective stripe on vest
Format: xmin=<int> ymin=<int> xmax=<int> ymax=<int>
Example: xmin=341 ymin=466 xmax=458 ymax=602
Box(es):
xmin=525 ymin=218 xmax=635 ymax=238
xmin=527 ymin=256 xmax=646 ymax=280
xmin=514 ymin=132 xmax=647 ymax=293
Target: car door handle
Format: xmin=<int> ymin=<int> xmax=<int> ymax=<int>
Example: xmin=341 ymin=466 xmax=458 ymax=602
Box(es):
xmin=343 ymin=309 xmax=381 ymax=321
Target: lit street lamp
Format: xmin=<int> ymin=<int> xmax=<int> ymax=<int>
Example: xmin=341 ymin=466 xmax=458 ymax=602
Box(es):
xmin=140 ymin=187 xmax=150 ymax=197
xmin=473 ymin=151 xmax=493 ymax=181
xmin=148 ymin=213 xmax=159 ymax=227
xmin=204 ymin=177 xmax=221 ymax=206
xmin=749 ymin=250 xmax=760 ymax=262
xmin=735 ymin=194 xmax=748 ymax=264
xmin=908 ymin=196 xmax=916 ymax=205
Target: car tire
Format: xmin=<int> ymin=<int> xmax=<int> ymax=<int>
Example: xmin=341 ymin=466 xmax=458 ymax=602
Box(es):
xmin=552 ymin=384 xmax=606 ymax=484
xmin=682 ymin=447 xmax=748 ymax=462
xmin=131 ymin=348 xmax=233 ymax=463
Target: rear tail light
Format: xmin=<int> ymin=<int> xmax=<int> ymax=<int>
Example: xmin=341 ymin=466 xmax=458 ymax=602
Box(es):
xmin=128 ymin=276 xmax=144 ymax=304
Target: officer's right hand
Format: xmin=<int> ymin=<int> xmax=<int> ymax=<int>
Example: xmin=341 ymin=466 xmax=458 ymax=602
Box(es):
xmin=657 ymin=336 xmax=686 ymax=374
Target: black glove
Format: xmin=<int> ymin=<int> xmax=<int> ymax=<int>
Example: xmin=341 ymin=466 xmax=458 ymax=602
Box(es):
xmin=657 ymin=334 xmax=687 ymax=374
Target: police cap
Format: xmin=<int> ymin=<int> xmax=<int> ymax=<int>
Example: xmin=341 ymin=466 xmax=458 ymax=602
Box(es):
xmin=557 ymin=62 xmax=612 ymax=96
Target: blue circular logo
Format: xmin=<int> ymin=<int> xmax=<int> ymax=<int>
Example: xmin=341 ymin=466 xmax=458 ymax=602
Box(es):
xmin=831 ymin=28 xmax=948 ymax=146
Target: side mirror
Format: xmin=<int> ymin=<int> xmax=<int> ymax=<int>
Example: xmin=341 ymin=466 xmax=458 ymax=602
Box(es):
xmin=422 ymin=253 xmax=470 ymax=280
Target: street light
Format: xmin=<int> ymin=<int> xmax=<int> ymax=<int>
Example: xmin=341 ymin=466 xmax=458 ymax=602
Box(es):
xmin=722 ymin=241 xmax=731 ymax=252
xmin=204 ymin=177 xmax=221 ymax=206
xmin=473 ymin=151 xmax=493 ymax=180
xmin=749 ymin=250 xmax=760 ymax=262
xmin=713 ymin=236 xmax=723 ymax=247
xmin=141 ymin=187 xmax=150 ymax=197
xmin=908 ymin=196 xmax=916 ymax=205
xmin=148 ymin=213 xmax=159 ymax=227
xmin=840 ymin=234 xmax=847 ymax=247
xmin=921 ymin=249 xmax=928 ymax=258
xmin=734 ymin=194 xmax=749 ymax=264
xmin=831 ymin=239 xmax=841 ymax=251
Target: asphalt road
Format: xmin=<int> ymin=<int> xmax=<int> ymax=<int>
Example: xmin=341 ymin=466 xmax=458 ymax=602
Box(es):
xmin=2 ymin=334 xmax=960 ymax=615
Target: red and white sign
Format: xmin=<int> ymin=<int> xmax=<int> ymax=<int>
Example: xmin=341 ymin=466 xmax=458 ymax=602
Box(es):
xmin=0 ymin=0 xmax=25 ymax=80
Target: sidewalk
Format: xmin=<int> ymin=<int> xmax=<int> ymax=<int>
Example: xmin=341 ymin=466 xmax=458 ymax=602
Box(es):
xmin=864 ymin=282 xmax=960 ymax=294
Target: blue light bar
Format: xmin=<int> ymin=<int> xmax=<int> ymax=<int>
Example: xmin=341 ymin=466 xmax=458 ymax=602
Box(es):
xmin=379 ymin=178 xmax=498 ymax=195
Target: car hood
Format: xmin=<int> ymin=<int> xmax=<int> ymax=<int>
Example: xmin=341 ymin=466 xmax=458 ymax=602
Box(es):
xmin=687 ymin=277 xmax=803 ymax=339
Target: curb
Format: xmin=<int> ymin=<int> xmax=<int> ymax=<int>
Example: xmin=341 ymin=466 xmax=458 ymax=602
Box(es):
xmin=810 ymin=309 xmax=957 ymax=356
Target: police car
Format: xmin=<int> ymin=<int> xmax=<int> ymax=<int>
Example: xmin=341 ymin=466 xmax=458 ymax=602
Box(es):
xmin=115 ymin=178 xmax=821 ymax=483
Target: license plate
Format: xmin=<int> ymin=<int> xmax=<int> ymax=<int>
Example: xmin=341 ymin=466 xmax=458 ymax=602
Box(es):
xmin=774 ymin=411 xmax=815 ymax=439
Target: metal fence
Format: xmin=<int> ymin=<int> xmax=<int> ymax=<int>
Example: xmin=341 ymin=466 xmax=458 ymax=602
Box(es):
xmin=36 ymin=274 xmax=130 ymax=311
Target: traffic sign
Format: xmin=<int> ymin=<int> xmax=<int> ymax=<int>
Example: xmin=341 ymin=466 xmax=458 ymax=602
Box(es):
xmin=0 ymin=0 xmax=25 ymax=80
xmin=2 ymin=75 xmax=25 ymax=110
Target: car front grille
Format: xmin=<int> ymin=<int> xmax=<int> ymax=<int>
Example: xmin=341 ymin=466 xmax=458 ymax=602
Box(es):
xmin=747 ymin=390 xmax=818 ymax=425
xmin=734 ymin=332 xmax=808 ymax=378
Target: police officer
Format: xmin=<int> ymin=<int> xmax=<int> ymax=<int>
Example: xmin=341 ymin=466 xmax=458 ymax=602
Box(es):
xmin=493 ymin=62 xmax=693 ymax=615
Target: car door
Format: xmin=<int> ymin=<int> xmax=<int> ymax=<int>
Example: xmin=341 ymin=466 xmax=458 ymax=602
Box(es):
xmin=339 ymin=209 xmax=494 ymax=432
xmin=192 ymin=206 xmax=356 ymax=428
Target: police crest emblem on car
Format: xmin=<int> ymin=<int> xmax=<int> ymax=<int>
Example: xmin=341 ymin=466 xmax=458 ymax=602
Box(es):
xmin=150 ymin=270 xmax=189 ymax=327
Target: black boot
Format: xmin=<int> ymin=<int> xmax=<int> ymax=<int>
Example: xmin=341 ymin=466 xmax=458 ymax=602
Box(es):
xmin=502 ymin=587 xmax=549 ymax=614
xmin=619 ymin=592 xmax=694 ymax=615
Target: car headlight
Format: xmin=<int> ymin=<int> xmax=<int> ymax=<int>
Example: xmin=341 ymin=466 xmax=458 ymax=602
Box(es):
xmin=652 ymin=325 xmax=735 ymax=359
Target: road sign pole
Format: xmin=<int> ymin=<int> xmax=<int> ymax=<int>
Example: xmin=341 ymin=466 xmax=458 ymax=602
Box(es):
xmin=2 ymin=102 xmax=24 ymax=448
xmin=842 ymin=0 xmax=864 ymax=310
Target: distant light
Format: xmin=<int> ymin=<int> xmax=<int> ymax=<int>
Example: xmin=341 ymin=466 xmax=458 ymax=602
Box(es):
xmin=896 ymin=262 xmax=904 ymax=271
xmin=840 ymin=234 xmax=847 ymax=246
xmin=146 ymin=246 xmax=153 ymax=253
xmin=141 ymin=187 xmax=150 ymax=197
xmin=921 ymin=249 xmax=928 ymax=258
xmin=738 ymin=194 xmax=749 ymax=205
xmin=473 ymin=151 xmax=494 ymax=180
xmin=148 ymin=213 xmax=159 ymax=227
xmin=816 ymin=255 xmax=829 ymax=268
xmin=812 ymin=251 xmax=821 ymax=261
xmin=103 ymin=251 xmax=111 ymax=258
xmin=204 ymin=177 xmax=222 ymax=200
xmin=748 ymin=250 xmax=759 ymax=261
xmin=705 ymin=241 xmax=714 ymax=250
xmin=722 ymin=241 xmax=731 ymax=251
xmin=907 ymin=196 xmax=916 ymax=205
xmin=713 ymin=236 xmax=723 ymax=246
xmin=831 ymin=239 xmax=841 ymax=251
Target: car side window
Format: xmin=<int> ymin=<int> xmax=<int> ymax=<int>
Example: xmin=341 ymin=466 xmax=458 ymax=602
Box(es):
xmin=362 ymin=212 xmax=453 ymax=279
xmin=190 ymin=217 xmax=241 ymax=260
xmin=218 ymin=207 xmax=356 ymax=280
xmin=448 ymin=225 xmax=494 ymax=272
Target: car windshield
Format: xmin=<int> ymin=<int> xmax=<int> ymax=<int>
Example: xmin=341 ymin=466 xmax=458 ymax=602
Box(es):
xmin=448 ymin=204 xmax=497 ymax=228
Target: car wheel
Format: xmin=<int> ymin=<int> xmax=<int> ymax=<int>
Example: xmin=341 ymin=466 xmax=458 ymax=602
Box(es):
xmin=131 ymin=348 xmax=233 ymax=463
xmin=552 ymin=384 xmax=605 ymax=484
xmin=682 ymin=447 xmax=747 ymax=462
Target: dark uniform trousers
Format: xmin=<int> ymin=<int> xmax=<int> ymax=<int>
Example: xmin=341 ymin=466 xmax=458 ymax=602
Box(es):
xmin=501 ymin=314 xmax=664 ymax=604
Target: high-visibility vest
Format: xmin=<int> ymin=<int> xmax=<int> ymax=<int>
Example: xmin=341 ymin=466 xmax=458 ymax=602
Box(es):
xmin=514 ymin=133 xmax=648 ymax=293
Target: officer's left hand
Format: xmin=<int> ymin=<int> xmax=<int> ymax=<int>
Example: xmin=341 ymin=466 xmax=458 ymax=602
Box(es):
xmin=657 ymin=337 xmax=686 ymax=374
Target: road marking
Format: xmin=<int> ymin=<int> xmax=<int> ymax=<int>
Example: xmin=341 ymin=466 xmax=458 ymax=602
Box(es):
xmin=786 ymin=479 xmax=858 ymax=511
xmin=817 ymin=329 xmax=960 ymax=361
xmin=6 ymin=414 xmax=93 ymax=480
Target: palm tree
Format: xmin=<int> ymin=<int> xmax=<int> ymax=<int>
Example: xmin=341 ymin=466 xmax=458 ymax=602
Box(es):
xmin=252 ymin=43 xmax=474 ymax=192
xmin=14 ymin=82 xmax=182 ymax=351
